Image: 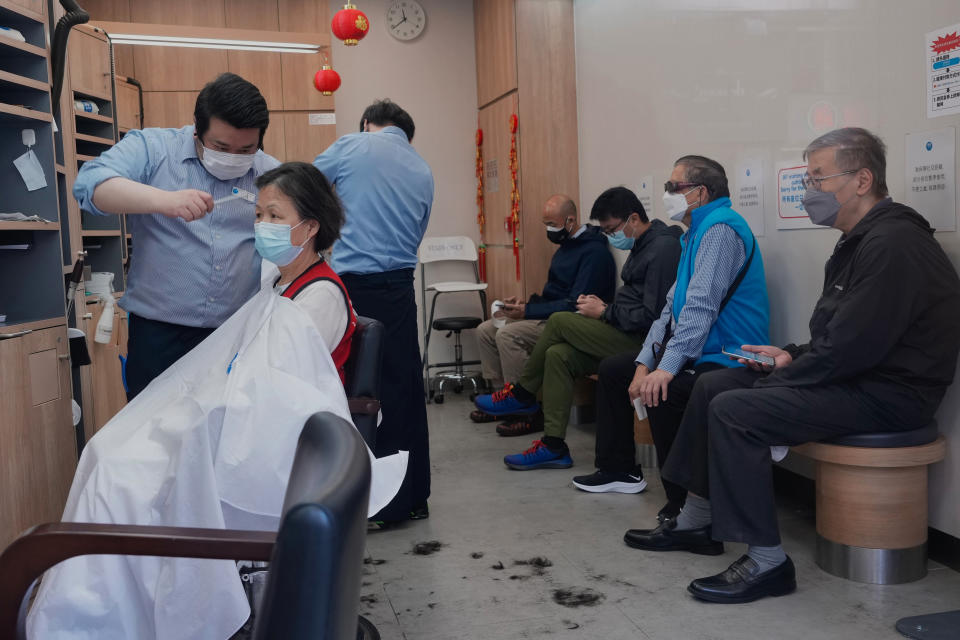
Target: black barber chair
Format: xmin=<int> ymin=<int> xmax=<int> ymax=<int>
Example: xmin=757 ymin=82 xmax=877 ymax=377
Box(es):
xmin=0 ymin=412 xmax=373 ymax=640
xmin=344 ymin=316 xmax=384 ymax=450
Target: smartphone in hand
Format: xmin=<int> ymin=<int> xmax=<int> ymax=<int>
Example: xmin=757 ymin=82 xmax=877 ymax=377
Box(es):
xmin=721 ymin=345 xmax=776 ymax=367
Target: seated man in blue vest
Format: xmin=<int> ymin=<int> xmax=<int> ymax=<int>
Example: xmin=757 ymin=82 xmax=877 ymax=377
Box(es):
xmin=581 ymin=156 xmax=769 ymax=521
xmin=624 ymin=128 xmax=960 ymax=605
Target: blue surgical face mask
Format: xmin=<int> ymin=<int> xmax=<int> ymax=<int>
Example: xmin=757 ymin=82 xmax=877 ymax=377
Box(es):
xmin=606 ymin=214 xmax=637 ymax=250
xmin=255 ymin=220 xmax=307 ymax=266
xmin=607 ymin=229 xmax=635 ymax=250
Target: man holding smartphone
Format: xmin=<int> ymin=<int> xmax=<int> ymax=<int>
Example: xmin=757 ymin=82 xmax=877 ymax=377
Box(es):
xmin=585 ymin=156 xmax=769 ymax=521
xmin=626 ymin=128 xmax=960 ymax=605
xmin=473 ymin=194 xmax=616 ymax=434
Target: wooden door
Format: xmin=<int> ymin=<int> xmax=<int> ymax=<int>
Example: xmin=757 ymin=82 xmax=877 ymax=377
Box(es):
xmin=115 ymin=78 xmax=141 ymax=131
xmin=474 ymin=0 xmax=517 ymax=107
xmin=68 ymin=27 xmax=112 ymax=98
xmin=83 ymin=297 xmax=128 ymax=433
xmin=0 ymin=326 xmax=76 ymax=547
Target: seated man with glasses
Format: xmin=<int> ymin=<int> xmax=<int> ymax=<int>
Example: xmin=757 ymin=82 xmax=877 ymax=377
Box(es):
xmin=582 ymin=156 xmax=769 ymax=521
xmin=473 ymin=187 xmax=681 ymax=470
xmin=624 ymin=127 xmax=960 ymax=604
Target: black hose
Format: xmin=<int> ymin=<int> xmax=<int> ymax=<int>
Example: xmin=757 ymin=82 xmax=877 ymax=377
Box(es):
xmin=50 ymin=0 xmax=90 ymax=115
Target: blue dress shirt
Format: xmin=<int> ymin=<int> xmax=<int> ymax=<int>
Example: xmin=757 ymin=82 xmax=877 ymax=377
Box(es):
xmin=313 ymin=126 xmax=434 ymax=275
xmin=74 ymin=125 xmax=280 ymax=327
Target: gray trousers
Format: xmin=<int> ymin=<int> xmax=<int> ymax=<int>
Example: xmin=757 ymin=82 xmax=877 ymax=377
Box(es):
xmin=661 ymin=367 xmax=933 ymax=547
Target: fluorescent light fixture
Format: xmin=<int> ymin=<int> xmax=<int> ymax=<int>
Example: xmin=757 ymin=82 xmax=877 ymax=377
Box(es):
xmin=94 ymin=22 xmax=326 ymax=55
xmin=108 ymin=34 xmax=319 ymax=54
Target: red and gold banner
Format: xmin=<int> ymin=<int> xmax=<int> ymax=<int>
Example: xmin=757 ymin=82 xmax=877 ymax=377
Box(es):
xmin=475 ymin=127 xmax=486 ymax=281
xmin=508 ymin=113 xmax=520 ymax=280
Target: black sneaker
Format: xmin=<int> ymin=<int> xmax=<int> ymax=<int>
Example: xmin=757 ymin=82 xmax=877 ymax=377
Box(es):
xmin=572 ymin=469 xmax=647 ymax=494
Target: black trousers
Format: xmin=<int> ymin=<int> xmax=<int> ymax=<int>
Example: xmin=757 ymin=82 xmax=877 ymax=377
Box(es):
xmin=125 ymin=313 xmax=215 ymax=401
xmin=594 ymin=351 xmax=721 ymax=506
xmin=340 ymin=269 xmax=430 ymax=522
xmin=661 ymin=367 xmax=932 ymax=547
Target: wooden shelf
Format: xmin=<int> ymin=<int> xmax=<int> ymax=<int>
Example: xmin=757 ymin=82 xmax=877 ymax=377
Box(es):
xmin=55 ymin=163 xmax=65 ymax=174
xmin=0 ymin=68 xmax=47 ymax=92
xmin=0 ymin=317 xmax=67 ymax=336
xmin=0 ymin=221 xmax=59 ymax=231
xmin=75 ymin=110 xmax=113 ymax=124
xmin=73 ymin=86 xmax=111 ymax=102
xmin=118 ymin=126 xmax=130 ymax=135
xmin=0 ymin=0 xmax=45 ymax=24
xmin=0 ymin=34 xmax=46 ymax=58
xmin=81 ymin=229 xmax=122 ymax=237
xmin=75 ymin=132 xmax=115 ymax=146
xmin=76 ymin=153 xmax=96 ymax=163
xmin=0 ymin=102 xmax=51 ymax=123
xmin=125 ymin=233 xmax=132 ymax=239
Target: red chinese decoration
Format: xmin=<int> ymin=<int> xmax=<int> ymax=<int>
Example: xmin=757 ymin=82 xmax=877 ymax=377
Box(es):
xmin=313 ymin=64 xmax=341 ymax=96
xmin=331 ymin=2 xmax=370 ymax=46
xmin=507 ymin=113 xmax=521 ymax=280
xmin=475 ymin=127 xmax=486 ymax=281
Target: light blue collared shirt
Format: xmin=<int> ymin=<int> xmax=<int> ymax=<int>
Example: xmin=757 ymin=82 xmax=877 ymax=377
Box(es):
xmin=313 ymin=126 xmax=434 ymax=275
xmin=74 ymin=125 xmax=280 ymax=327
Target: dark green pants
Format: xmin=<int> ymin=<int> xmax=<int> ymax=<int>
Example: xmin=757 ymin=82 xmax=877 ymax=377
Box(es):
xmin=517 ymin=312 xmax=647 ymax=439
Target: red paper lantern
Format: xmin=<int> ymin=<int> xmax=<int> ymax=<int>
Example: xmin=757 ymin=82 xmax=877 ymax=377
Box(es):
xmin=331 ymin=2 xmax=369 ymax=46
xmin=313 ymin=65 xmax=341 ymax=96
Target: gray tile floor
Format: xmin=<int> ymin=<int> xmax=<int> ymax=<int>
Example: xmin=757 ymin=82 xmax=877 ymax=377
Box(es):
xmin=361 ymin=395 xmax=960 ymax=639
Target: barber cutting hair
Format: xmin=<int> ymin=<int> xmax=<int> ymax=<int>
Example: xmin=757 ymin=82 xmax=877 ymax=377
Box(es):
xmin=73 ymin=72 xmax=280 ymax=399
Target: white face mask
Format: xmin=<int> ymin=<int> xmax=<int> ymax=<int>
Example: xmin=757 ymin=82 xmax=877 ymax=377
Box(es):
xmin=662 ymin=187 xmax=699 ymax=221
xmin=199 ymin=145 xmax=256 ymax=180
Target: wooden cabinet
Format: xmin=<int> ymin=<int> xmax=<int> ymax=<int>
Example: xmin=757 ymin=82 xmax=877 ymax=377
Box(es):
xmin=0 ymin=325 xmax=76 ymax=548
xmin=115 ymin=77 xmax=141 ymax=131
xmin=474 ymin=0 xmax=579 ymax=304
xmin=82 ymin=296 xmax=128 ymax=435
xmin=68 ymin=26 xmax=112 ymax=98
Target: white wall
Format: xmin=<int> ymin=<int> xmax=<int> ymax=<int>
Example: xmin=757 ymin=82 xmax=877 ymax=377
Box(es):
xmin=575 ymin=0 xmax=960 ymax=536
xmin=328 ymin=0 xmax=484 ymax=372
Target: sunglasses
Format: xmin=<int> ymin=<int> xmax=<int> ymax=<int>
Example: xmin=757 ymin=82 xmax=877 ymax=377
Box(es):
xmin=663 ymin=181 xmax=700 ymax=194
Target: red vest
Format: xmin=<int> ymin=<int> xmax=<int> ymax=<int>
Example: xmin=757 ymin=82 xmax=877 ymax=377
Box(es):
xmin=280 ymin=260 xmax=357 ymax=384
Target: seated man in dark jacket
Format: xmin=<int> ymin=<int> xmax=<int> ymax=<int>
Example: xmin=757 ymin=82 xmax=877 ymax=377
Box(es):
xmin=474 ymin=187 xmax=682 ymax=469
xmin=475 ymin=194 xmax=616 ymax=430
xmin=625 ymin=127 xmax=960 ymax=605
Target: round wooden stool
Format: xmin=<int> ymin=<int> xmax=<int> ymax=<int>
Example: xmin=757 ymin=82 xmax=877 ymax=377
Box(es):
xmin=791 ymin=424 xmax=945 ymax=584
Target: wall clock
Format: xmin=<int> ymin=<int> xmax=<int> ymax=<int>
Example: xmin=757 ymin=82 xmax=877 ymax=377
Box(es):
xmin=387 ymin=1 xmax=426 ymax=41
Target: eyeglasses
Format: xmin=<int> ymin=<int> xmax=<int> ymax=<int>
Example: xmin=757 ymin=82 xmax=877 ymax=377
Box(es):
xmin=664 ymin=181 xmax=700 ymax=194
xmin=801 ymin=170 xmax=857 ymax=191
xmin=602 ymin=215 xmax=633 ymax=237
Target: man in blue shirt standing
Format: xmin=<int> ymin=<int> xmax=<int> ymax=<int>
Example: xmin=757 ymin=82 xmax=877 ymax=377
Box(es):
xmin=74 ymin=73 xmax=280 ymax=400
xmin=313 ymin=99 xmax=434 ymax=525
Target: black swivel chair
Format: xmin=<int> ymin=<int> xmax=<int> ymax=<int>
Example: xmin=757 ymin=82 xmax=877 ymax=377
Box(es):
xmin=344 ymin=316 xmax=384 ymax=450
xmin=0 ymin=412 xmax=372 ymax=640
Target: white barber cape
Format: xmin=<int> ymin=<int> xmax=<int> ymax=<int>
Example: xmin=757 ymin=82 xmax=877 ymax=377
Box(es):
xmin=26 ymin=278 xmax=407 ymax=640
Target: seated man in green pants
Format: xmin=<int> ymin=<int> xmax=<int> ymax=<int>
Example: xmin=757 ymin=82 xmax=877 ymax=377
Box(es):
xmin=474 ymin=187 xmax=682 ymax=470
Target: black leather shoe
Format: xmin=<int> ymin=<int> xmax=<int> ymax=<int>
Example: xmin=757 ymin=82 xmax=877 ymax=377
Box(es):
xmin=688 ymin=555 xmax=796 ymax=604
xmin=623 ymin=519 xmax=724 ymax=555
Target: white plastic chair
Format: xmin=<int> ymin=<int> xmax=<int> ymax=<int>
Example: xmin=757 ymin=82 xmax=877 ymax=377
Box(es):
xmin=419 ymin=236 xmax=488 ymax=403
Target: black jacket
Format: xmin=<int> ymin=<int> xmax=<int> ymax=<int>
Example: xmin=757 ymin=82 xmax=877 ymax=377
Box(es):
xmin=602 ymin=219 xmax=683 ymax=334
xmin=758 ymin=199 xmax=960 ymax=422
